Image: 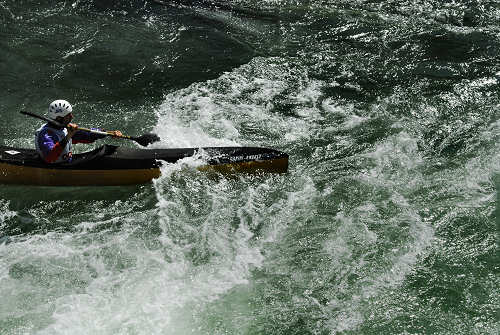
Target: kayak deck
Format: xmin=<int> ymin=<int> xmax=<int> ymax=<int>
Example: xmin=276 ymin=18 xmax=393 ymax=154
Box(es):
xmin=0 ymin=145 xmax=288 ymax=186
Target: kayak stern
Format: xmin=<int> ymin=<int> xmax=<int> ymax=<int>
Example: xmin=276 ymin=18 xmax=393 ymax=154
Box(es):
xmin=0 ymin=162 xmax=161 ymax=186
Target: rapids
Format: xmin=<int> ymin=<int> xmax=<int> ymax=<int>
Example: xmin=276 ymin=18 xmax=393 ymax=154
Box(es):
xmin=0 ymin=1 xmax=498 ymax=334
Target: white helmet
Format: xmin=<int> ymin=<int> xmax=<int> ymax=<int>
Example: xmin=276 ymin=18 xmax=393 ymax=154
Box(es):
xmin=48 ymin=100 xmax=73 ymax=121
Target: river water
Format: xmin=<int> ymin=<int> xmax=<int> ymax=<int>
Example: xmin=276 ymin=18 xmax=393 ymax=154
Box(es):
xmin=0 ymin=1 xmax=499 ymax=334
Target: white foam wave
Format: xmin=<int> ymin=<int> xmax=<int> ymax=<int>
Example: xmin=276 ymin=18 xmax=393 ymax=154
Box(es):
xmin=152 ymin=58 xmax=326 ymax=149
xmin=0 ymin=200 xmax=16 ymax=228
xmin=319 ymin=132 xmax=435 ymax=332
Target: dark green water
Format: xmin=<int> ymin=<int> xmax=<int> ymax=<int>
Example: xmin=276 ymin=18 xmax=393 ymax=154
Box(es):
xmin=1 ymin=1 xmax=499 ymax=334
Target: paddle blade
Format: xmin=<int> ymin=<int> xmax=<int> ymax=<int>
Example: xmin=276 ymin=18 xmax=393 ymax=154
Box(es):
xmin=134 ymin=133 xmax=161 ymax=146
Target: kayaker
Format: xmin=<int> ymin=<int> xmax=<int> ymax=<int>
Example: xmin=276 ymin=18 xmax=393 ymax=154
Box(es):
xmin=35 ymin=100 xmax=122 ymax=163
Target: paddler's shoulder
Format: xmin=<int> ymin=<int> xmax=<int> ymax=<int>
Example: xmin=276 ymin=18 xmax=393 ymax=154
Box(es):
xmin=36 ymin=123 xmax=60 ymax=135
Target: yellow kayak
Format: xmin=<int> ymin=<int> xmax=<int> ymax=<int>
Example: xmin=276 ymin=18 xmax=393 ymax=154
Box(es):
xmin=0 ymin=144 xmax=288 ymax=186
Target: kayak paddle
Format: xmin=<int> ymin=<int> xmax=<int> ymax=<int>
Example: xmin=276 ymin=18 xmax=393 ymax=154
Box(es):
xmin=20 ymin=111 xmax=160 ymax=147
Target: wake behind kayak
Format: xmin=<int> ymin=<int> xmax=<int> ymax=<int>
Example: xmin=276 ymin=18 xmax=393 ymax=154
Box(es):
xmin=0 ymin=145 xmax=288 ymax=186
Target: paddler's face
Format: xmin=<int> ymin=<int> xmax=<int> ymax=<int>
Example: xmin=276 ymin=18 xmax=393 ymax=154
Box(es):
xmin=57 ymin=113 xmax=73 ymax=126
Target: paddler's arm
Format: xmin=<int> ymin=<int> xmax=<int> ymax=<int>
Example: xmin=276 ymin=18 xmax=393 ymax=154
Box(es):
xmin=71 ymin=124 xmax=123 ymax=143
xmin=109 ymin=130 xmax=123 ymax=138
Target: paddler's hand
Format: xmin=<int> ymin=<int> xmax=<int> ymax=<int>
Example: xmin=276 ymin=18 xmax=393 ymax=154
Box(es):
xmin=66 ymin=123 xmax=79 ymax=138
xmin=109 ymin=130 xmax=123 ymax=138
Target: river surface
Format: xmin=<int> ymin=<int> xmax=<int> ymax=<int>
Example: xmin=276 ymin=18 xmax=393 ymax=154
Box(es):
xmin=0 ymin=1 xmax=499 ymax=334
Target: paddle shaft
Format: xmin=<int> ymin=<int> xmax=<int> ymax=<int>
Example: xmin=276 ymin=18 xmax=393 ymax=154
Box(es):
xmin=20 ymin=111 xmax=139 ymax=141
